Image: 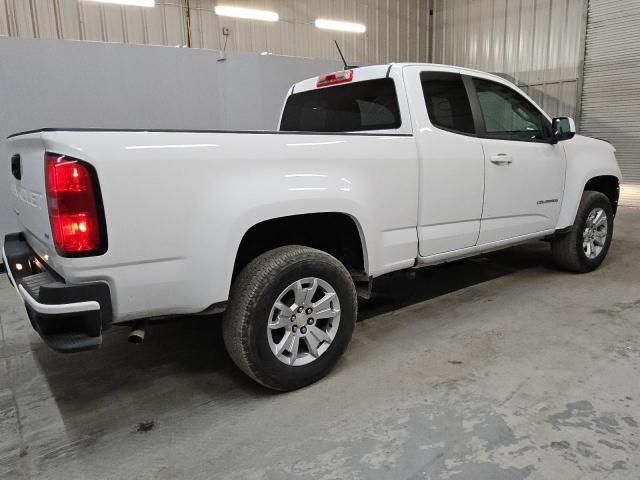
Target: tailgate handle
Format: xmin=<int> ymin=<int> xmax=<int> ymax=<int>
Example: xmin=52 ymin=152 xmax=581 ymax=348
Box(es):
xmin=11 ymin=154 xmax=22 ymax=180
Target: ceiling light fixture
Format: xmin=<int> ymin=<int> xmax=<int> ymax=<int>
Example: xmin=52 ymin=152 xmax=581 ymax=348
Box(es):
xmin=315 ymin=19 xmax=366 ymax=33
xmin=214 ymin=5 xmax=279 ymax=22
xmin=82 ymin=0 xmax=155 ymax=6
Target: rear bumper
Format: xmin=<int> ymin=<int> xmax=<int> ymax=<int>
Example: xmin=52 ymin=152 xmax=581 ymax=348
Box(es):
xmin=2 ymin=233 xmax=112 ymax=353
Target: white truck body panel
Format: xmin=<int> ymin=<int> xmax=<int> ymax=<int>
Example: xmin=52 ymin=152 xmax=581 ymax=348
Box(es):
xmin=10 ymin=130 xmax=419 ymax=321
xmin=6 ymin=63 xmax=622 ymax=324
xmin=478 ymin=136 xmax=566 ymax=244
xmin=556 ymin=134 xmax=621 ymax=228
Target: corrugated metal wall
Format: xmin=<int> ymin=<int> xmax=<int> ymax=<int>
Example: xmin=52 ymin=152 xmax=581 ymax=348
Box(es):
xmin=0 ymin=0 xmax=590 ymax=119
xmin=580 ymin=0 xmax=640 ymax=184
xmin=0 ymin=0 xmax=430 ymax=64
xmin=431 ymin=0 xmax=588 ymax=119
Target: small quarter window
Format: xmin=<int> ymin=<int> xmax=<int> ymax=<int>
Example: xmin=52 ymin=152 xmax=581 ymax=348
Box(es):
xmin=421 ymin=72 xmax=476 ymax=135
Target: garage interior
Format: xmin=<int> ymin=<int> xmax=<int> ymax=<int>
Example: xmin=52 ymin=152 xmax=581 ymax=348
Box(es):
xmin=0 ymin=0 xmax=639 ymax=479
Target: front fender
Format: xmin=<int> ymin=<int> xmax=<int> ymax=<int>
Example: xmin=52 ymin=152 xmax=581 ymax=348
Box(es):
xmin=556 ymin=135 xmax=622 ymax=229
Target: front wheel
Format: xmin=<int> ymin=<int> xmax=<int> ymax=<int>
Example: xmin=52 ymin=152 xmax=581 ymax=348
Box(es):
xmin=551 ymin=191 xmax=614 ymax=273
xmin=222 ymin=246 xmax=357 ymax=391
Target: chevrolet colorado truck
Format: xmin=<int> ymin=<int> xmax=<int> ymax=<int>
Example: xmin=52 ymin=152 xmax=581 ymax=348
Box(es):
xmin=3 ymin=64 xmax=621 ymax=391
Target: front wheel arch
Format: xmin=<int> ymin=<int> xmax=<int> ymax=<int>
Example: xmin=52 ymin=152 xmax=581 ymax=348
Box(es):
xmin=584 ymin=175 xmax=620 ymax=217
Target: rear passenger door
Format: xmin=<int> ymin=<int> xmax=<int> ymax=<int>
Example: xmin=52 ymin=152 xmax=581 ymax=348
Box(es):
xmin=468 ymin=77 xmax=566 ymax=244
xmin=404 ymin=67 xmax=485 ymax=257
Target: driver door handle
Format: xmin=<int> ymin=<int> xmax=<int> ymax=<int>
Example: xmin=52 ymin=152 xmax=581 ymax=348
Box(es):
xmin=490 ymin=153 xmax=513 ymax=165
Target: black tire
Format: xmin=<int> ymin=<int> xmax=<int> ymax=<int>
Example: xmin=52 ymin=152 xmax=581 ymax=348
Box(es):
xmin=551 ymin=191 xmax=614 ymax=273
xmin=222 ymin=246 xmax=357 ymax=391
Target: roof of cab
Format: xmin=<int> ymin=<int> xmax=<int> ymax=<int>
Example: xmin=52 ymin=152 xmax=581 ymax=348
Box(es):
xmin=289 ymin=62 xmax=517 ymax=95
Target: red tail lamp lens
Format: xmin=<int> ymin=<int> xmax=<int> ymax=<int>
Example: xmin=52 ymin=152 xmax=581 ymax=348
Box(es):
xmin=46 ymin=153 xmax=105 ymax=255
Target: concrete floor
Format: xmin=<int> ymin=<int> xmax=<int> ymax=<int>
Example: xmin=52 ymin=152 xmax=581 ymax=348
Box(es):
xmin=1 ymin=208 xmax=639 ymax=480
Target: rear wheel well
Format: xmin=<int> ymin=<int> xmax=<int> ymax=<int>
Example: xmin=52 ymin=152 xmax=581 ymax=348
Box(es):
xmin=584 ymin=176 xmax=620 ymax=216
xmin=233 ymin=213 xmax=366 ymax=279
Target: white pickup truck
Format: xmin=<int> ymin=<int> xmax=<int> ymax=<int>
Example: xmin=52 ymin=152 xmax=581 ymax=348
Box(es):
xmin=3 ymin=63 xmax=621 ymax=390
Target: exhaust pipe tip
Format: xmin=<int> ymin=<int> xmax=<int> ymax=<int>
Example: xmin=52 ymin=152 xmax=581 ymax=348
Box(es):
xmin=128 ymin=328 xmax=146 ymax=344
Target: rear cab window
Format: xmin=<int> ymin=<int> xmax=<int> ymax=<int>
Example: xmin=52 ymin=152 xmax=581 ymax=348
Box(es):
xmin=280 ymin=78 xmax=402 ymax=133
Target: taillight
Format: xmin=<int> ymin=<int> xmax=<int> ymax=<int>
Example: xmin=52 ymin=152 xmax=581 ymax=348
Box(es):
xmin=46 ymin=153 xmax=106 ymax=256
xmin=316 ymin=69 xmax=354 ymax=88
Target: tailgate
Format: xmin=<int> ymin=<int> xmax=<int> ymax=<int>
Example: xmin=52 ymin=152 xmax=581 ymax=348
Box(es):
xmin=7 ymin=134 xmax=54 ymax=260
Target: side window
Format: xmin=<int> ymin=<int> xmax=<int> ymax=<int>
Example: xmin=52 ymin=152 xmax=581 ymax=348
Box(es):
xmin=472 ymin=78 xmax=551 ymax=141
xmin=420 ymin=71 xmax=475 ymax=135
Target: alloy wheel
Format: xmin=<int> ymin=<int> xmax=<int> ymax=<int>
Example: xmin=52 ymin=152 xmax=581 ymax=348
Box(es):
xmin=582 ymin=207 xmax=608 ymax=260
xmin=267 ymin=277 xmax=341 ymax=366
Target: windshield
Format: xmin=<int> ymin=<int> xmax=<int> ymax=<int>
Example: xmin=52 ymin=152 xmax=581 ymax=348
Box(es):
xmin=280 ymin=78 xmax=401 ymax=133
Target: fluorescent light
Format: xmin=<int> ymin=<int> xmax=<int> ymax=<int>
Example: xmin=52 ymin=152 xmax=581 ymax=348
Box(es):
xmin=214 ymin=5 xmax=279 ymax=22
xmin=315 ymin=19 xmax=366 ymax=33
xmin=82 ymin=0 xmax=155 ymax=6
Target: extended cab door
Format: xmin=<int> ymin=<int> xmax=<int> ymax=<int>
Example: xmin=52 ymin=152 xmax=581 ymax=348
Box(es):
xmin=468 ymin=76 xmax=566 ymax=244
xmin=403 ymin=67 xmax=485 ymax=257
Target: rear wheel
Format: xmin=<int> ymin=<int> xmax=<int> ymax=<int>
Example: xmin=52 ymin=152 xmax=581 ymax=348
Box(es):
xmin=222 ymin=246 xmax=357 ymax=391
xmin=551 ymin=191 xmax=614 ymax=273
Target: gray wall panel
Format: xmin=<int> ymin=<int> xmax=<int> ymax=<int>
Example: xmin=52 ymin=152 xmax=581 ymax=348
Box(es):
xmin=0 ymin=36 xmax=341 ymax=257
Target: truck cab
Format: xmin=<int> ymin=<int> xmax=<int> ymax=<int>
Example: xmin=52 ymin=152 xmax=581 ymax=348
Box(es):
xmin=280 ymin=64 xmax=620 ymax=262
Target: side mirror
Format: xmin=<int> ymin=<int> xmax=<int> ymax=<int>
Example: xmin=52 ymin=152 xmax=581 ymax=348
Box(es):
xmin=552 ymin=117 xmax=576 ymax=143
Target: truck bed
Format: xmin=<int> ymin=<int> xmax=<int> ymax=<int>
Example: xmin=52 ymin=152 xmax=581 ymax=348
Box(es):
xmin=7 ymin=128 xmax=419 ymax=323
